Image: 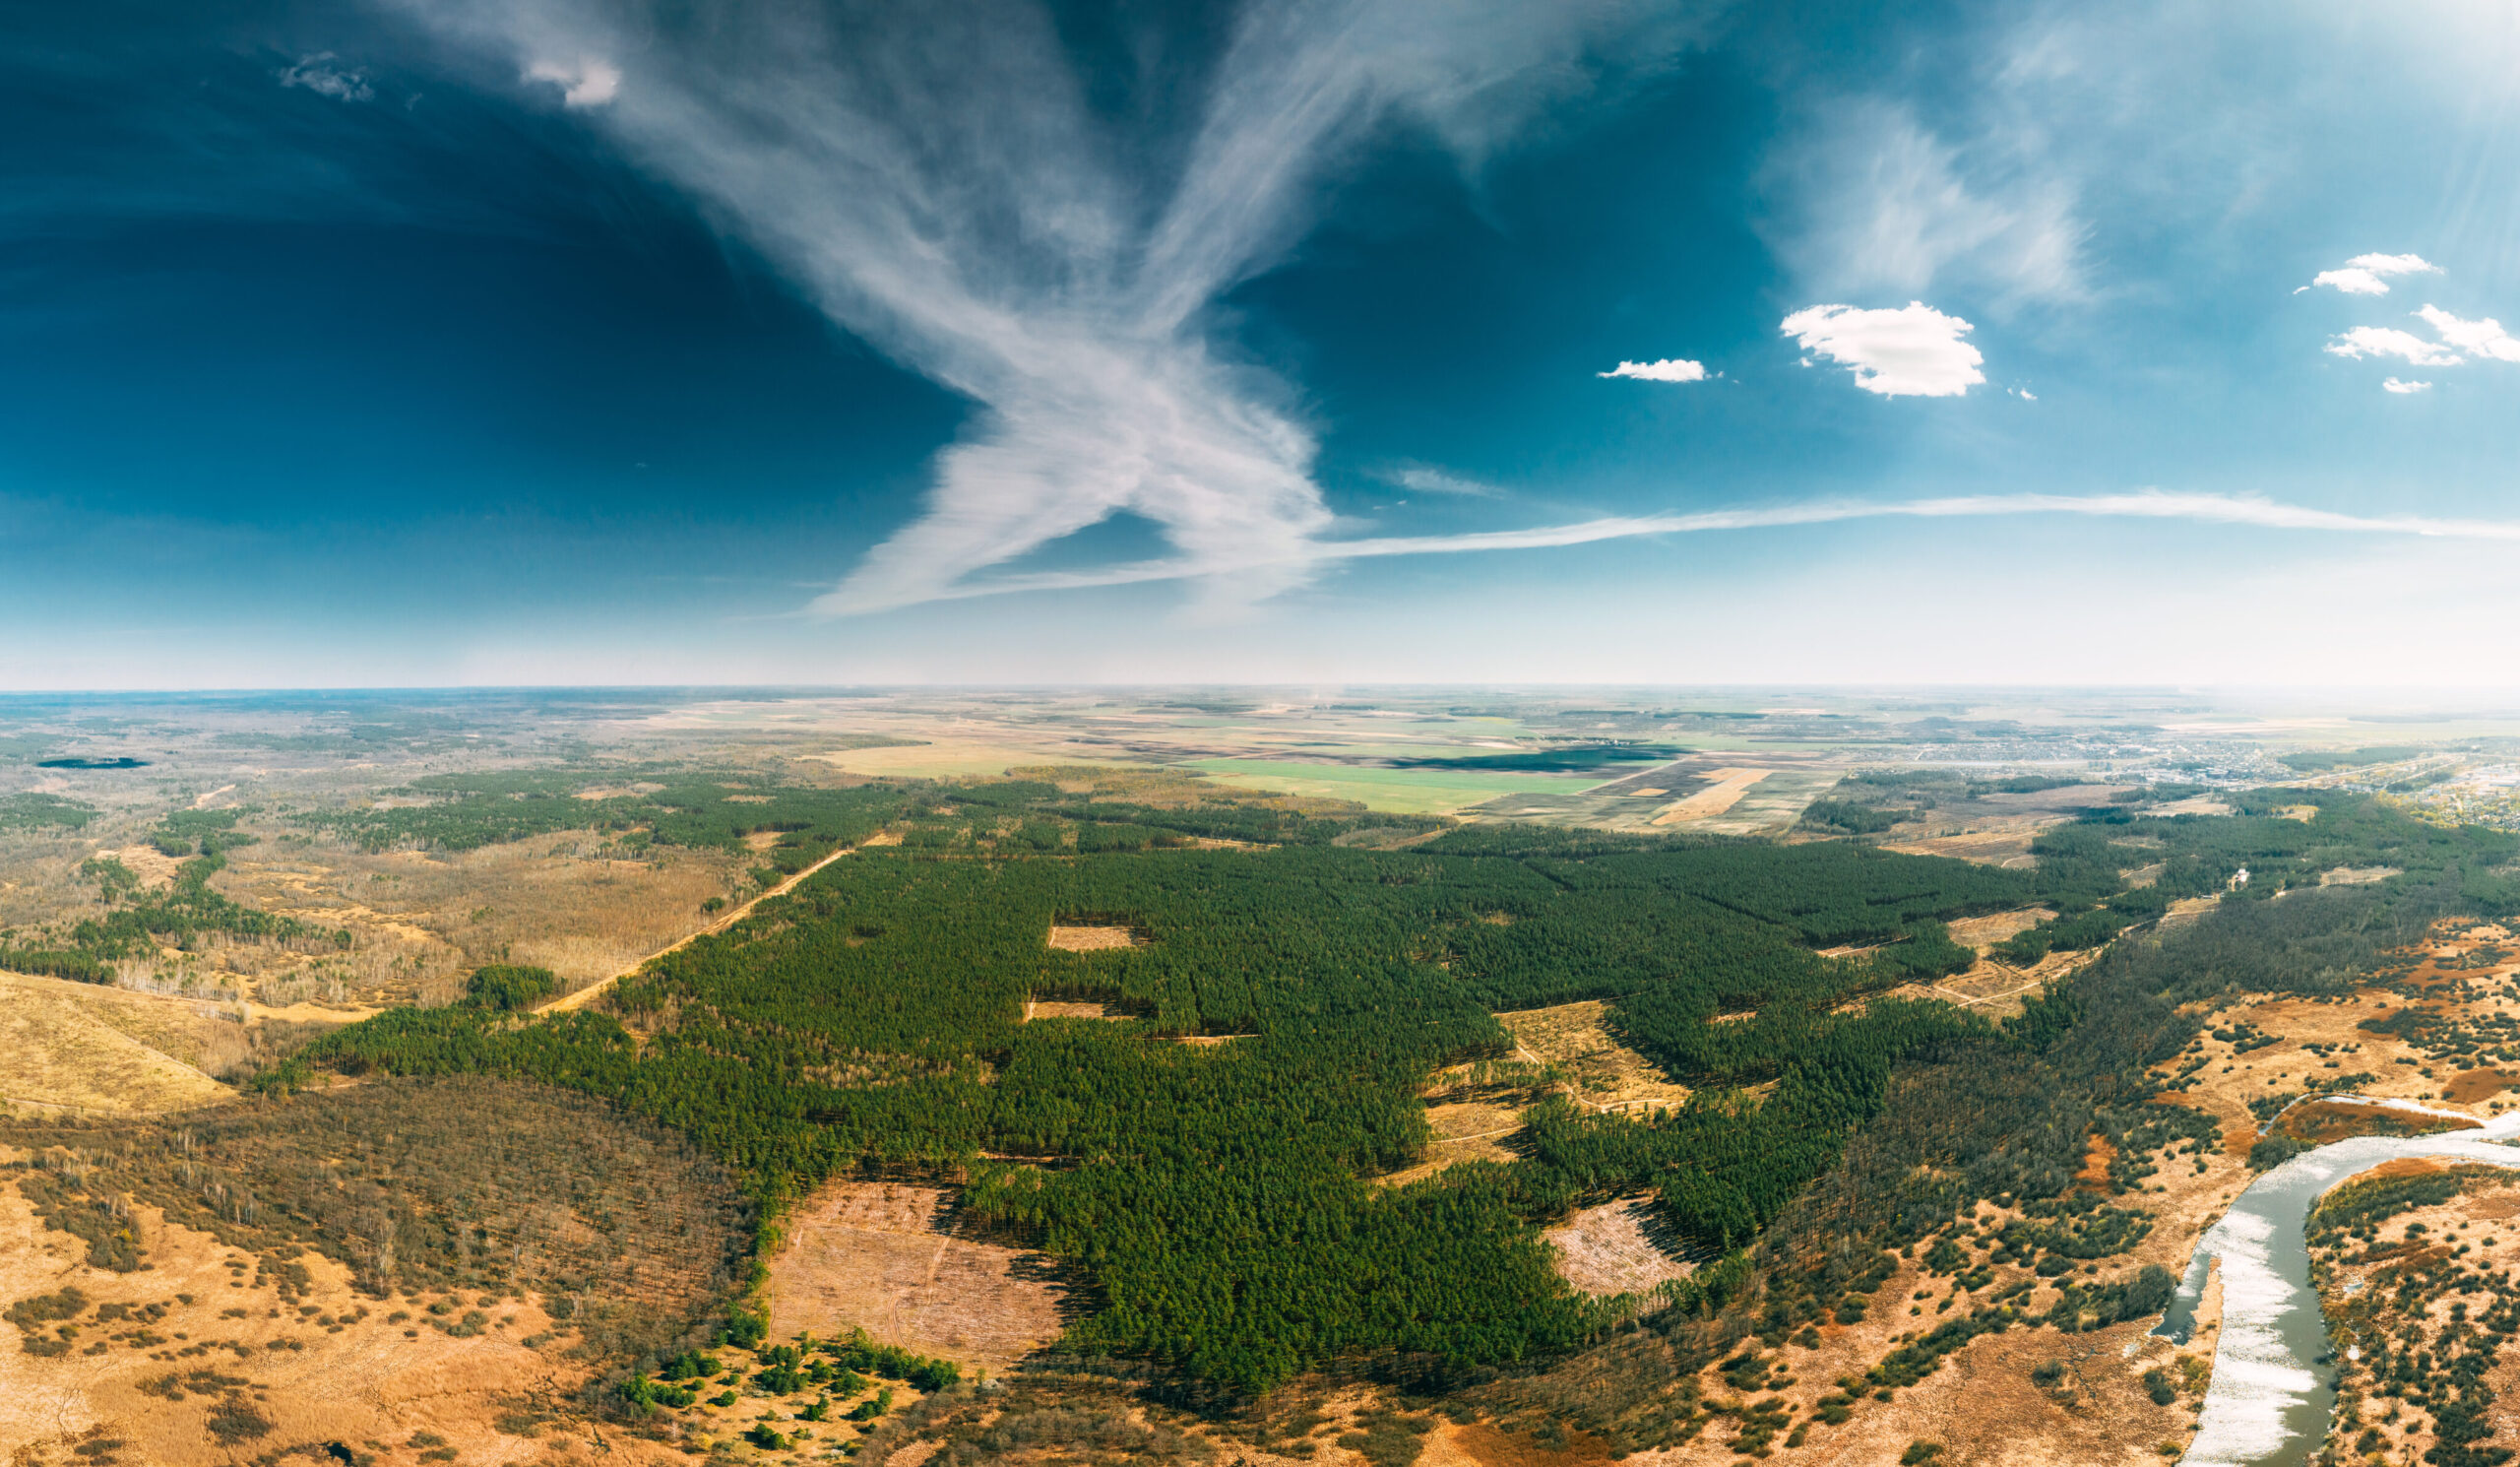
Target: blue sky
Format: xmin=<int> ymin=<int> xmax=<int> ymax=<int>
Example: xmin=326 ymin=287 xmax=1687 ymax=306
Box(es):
xmin=4 ymin=0 xmax=2519 ymax=688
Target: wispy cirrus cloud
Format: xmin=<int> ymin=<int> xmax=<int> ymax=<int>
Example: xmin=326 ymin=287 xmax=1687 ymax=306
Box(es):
xmin=873 ymin=489 xmax=2520 ymax=605
xmin=1756 ymin=96 xmax=2084 ymax=307
xmin=395 ymin=0 xmax=1710 ymax=618
xmin=525 ymin=57 xmax=619 ymax=108
xmin=1380 ymin=466 xmax=1502 ymax=498
xmin=278 ymin=53 xmax=374 ymax=102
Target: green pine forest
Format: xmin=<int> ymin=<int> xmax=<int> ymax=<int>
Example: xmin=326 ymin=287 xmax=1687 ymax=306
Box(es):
xmin=281 ymin=775 xmax=2520 ymax=1397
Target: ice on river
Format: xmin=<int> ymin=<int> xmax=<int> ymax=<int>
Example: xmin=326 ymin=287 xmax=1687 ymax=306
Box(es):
xmin=2166 ymin=1101 xmax=2520 ymax=1467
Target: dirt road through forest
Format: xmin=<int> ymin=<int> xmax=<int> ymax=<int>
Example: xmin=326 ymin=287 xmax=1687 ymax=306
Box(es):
xmin=537 ymin=841 xmax=857 ymax=1013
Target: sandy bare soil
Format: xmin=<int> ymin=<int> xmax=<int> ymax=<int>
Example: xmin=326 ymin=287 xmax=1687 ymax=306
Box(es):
xmin=1650 ymin=769 xmax=1771 ymax=827
xmin=1545 ymin=1201 xmax=1693 ymax=1298
xmin=2152 ymin=796 xmax=2238 ymax=817
xmin=1418 ymin=1419 xmax=1621 ymax=1466
xmin=1044 ymin=925 xmax=1137 ymax=951
xmin=1500 ymin=1001 xmax=1692 ymax=1115
xmin=0 ymin=1173 xmax=685 ymax=1467
xmin=94 ymin=845 xmax=185 ymax=889
xmin=1943 ymin=908 xmax=2055 ymax=950
xmin=1880 ymin=816 xmax=2074 ymax=868
xmin=2321 ymin=864 xmax=2403 ymax=886
xmin=764 ymin=1181 xmax=1074 ymax=1373
xmin=1025 ymin=999 xmax=1121 ymax=1021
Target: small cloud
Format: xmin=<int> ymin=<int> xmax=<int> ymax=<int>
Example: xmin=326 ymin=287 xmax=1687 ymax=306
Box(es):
xmin=1780 ymin=301 xmax=1984 ymax=398
xmin=2416 ymin=305 xmax=2520 ymax=363
xmin=2308 ymin=252 xmax=2440 ymax=296
xmin=1382 ymin=466 xmax=1501 ymax=498
xmin=2009 ymin=387 xmax=2038 ymax=401
xmin=2382 ymin=378 xmax=2431 ymax=394
xmin=2312 ymin=269 xmax=2394 ymax=297
xmin=2325 ymin=325 xmax=2463 ymax=366
xmin=278 ymin=53 xmax=373 ymax=102
xmin=2328 ymin=307 xmax=2519 ymax=370
xmin=527 ymin=57 xmax=621 ymax=108
xmin=1598 ymin=358 xmax=1707 ymax=383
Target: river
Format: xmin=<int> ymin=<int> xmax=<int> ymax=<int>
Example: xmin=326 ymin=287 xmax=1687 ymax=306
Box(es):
xmin=2155 ymin=1098 xmax=2520 ymax=1466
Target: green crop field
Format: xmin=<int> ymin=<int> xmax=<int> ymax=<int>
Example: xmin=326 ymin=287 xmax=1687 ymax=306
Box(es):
xmin=1183 ymin=757 xmax=1611 ymax=813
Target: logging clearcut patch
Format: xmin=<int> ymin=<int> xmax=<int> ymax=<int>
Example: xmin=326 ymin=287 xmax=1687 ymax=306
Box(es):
xmin=1046 ymin=925 xmax=1137 ymax=951
xmin=1545 ymin=1199 xmax=1693 ymax=1297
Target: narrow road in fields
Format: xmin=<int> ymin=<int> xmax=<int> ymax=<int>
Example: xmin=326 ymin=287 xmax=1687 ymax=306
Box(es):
xmin=538 ymin=842 xmax=857 ymax=1014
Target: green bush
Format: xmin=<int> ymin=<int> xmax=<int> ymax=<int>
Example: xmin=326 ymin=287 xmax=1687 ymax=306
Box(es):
xmin=464 ymin=965 xmax=557 ymax=1011
xmin=2247 ymin=1134 xmax=2311 ymax=1172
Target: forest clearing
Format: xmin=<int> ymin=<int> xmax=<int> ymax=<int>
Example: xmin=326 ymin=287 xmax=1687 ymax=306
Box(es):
xmin=763 ymin=1181 xmax=1073 ymax=1373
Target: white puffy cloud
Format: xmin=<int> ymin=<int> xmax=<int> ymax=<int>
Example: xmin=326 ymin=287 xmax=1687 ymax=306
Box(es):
xmin=1779 ymin=302 xmax=1984 ymax=398
xmin=527 ymin=57 xmax=620 ymax=107
xmin=1598 ymin=358 xmax=1706 ymax=383
xmin=278 ymin=53 xmax=373 ymax=102
xmin=2416 ymin=305 xmax=2520 ymax=363
xmin=2309 ymin=253 xmax=2440 ymax=295
xmin=2325 ymin=325 xmax=2462 ymax=366
xmin=2382 ymin=378 xmax=2430 ymax=394
xmin=2328 ymin=307 xmax=2520 ymax=369
xmin=2311 ymin=270 xmax=2389 ymax=296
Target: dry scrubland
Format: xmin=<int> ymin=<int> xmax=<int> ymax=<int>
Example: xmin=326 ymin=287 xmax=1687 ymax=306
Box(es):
xmin=1499 ymin=1002 xmax=1696 ymax=1116
xmin=1 ymin=816 xmax=746 ymax=1019
xmin=0 ymin=1181 xmax=662 ymax=1467
xmin=1577 ymin=919 xmax=2520 ymax=1467
xmin=1339 ymin=919 xmax=2520 ymax=1467
xmin=213 ymin=832 xmax=746 ymax=1005
xmin=0 ymin=971 xmax=244 ymax=1115
xmin=2164 ymin=922 xmax=2520 ymax=1162
xmin=2307 ymin=1160 xmax=2520 ymax=1465
xmin=0 ymin=1079 xmax=742 ymax=1467
xmin=0 ymin=820 xmax=745 ymax=1118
